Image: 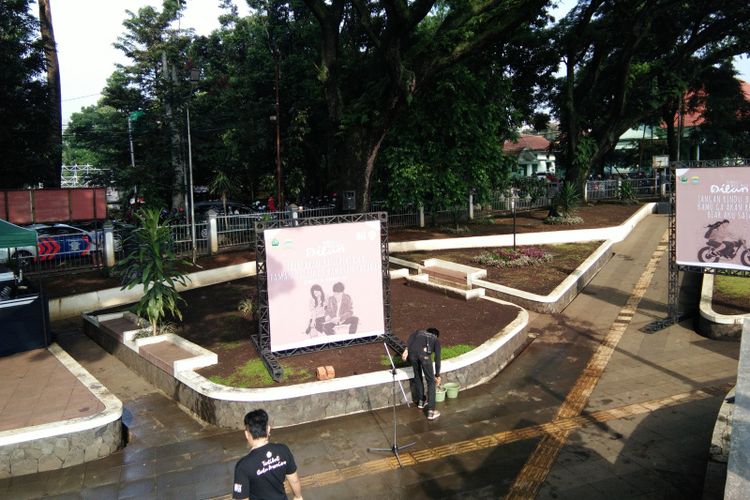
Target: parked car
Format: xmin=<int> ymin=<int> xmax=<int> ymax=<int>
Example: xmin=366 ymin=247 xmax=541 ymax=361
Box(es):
xmin=1 ymin=224 xmax=96 ymax=267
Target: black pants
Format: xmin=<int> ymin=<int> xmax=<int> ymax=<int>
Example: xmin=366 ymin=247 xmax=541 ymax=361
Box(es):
xmin=410 ymin=354 xmax=436 ymax=411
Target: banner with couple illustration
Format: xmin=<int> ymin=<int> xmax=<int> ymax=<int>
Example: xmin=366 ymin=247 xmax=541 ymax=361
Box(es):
xmin=676 ymin=166 xmax=750 ymax=271
xmin=263 ymin=220 xmax=386 ymax=352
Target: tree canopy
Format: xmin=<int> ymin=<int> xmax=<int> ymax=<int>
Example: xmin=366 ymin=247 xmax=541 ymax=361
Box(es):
xmin=9 ymin=0 xmax=746 ymax=209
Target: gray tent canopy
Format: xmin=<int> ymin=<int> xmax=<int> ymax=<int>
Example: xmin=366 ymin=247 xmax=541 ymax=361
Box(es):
xmin=0 ymin=219 xmax=36 ymax=249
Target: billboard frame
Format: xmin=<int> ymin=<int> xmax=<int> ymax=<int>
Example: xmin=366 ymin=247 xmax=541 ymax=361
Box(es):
xmin=646 ymin=158 xmax=750 ymax=333
xmin=252 ymin=211 xmax=404 ymax=382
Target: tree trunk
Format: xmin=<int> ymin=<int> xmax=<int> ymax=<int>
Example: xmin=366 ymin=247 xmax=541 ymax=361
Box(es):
xmin=38 ymin=0 xmax=62 ymax=188
xmin=162 ymin=52 xmax=185 ymax=211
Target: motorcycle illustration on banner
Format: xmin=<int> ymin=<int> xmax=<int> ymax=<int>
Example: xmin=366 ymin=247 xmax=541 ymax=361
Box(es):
xmin=697 ymin=220 xmax=750 ymax=266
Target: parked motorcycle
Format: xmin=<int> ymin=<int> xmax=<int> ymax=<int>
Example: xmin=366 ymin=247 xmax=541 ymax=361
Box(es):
xmin=697 ymin=238 xmax=750 ymax=266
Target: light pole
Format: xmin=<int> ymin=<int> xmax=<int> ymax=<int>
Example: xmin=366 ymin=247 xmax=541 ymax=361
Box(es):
xmin=272 ymin=52 xmax=282 ymax=208
xmin=186 ymin=67 xmax=200 ymax=264
xmin=511 ymin=188 xmax=517 ymax=252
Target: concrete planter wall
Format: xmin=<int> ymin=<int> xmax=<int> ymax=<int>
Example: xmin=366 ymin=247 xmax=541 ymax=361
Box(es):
xmin=473 ymin=240 xmax=614 ymax=313
xmin=0 ymin=345 xmax=123 ymax=478
xmin=698 ymin=274 xmax=750 ymax=339
xmin=83 ymin=297 xmax=528 ymax=429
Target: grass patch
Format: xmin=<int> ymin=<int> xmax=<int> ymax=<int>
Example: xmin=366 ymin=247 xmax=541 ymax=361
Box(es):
xmin=208 ymin=359 xmax=313 ymax=387
xmin=715 ymin=275 xmax=750 ymax=299
xmin=380 ymin=344 xmax=475 ymax=368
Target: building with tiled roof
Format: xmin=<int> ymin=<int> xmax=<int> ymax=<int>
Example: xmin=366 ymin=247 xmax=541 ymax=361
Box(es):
xmin=502 ymin=134 xmax=556 ymax=177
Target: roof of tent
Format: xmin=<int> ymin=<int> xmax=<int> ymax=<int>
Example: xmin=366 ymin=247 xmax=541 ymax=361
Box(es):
xmin=0 ymin=219 xmax=37 ymax=249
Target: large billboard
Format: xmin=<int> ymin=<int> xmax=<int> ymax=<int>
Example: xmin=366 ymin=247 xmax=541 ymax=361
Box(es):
xmin=676 ymin=167 xmax=750 ymax=270
xmin=263 ymin=220 xmax=385 ymax=352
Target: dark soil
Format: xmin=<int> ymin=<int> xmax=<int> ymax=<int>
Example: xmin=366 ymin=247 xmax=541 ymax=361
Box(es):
xmin=179 ymin=279 xmax=519 ymax=386
xmin=45 ymin=201 xmax=648 ymax=386
xmin=394 ymin=241 xmax=603 ymax=296
xmin=389 ymin=202 xmax=642 ymax=242
xmin=43 ymin=201 xmax=640 ymax=299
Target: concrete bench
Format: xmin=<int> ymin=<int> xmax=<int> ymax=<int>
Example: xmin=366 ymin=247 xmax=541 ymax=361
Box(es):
xmin=423 ymin=266 xmax=470 ymax=289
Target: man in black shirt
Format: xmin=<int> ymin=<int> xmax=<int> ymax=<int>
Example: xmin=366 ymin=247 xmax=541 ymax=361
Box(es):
xmin=233 ymin=409 xmax=303 ymax=500
xmin=402 ymin=327 xmax=442 ymax=420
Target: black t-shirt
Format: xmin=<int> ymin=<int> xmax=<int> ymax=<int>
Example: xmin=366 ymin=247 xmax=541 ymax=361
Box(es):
xmin=233 ymin=442 xmax=297 ymax=500
xmin=406 ymin=329 xmax=441 ymax=376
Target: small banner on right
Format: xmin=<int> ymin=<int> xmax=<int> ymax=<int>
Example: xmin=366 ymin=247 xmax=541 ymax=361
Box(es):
xmin=675 ymin=166 xmax=750 ymax=270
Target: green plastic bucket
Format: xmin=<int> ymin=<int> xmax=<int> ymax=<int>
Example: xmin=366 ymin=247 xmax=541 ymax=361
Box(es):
xmin=443 ymin=382 xmax=460 ymax=399
xmin=434 ymin=386 xmax=447 ymax=403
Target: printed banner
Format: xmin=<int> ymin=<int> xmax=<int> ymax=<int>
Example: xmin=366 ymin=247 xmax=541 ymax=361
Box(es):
xmin=675 ymin=167 xmax=750 ymax=270
xmin=263 ymin=220 xmax=385 ymax=352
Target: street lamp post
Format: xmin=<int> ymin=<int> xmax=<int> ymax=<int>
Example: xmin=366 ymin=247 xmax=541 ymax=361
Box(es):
xmin=511 ymin=188 xmax=517 ymax=252
xmin=186 ymin=68 xmax=200 ymax=265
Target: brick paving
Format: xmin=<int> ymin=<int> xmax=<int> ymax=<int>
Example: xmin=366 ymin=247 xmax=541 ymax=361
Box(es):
xmin=0 ymin=349 xmax=103 ymax=432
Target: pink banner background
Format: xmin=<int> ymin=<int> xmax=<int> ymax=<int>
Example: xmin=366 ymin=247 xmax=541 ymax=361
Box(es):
xmin=263 ymin=220 xmax=386 ymax=351
xmin=675 ymin=167 xmax=750 ymax=270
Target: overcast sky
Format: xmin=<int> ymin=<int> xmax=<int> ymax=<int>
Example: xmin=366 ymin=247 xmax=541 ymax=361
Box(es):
xmin=37 ymin=0 xmax=750 ymax=126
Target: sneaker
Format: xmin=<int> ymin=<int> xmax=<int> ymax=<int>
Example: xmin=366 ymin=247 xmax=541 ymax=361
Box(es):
xmin=417 ymin=399 xmax=427 ymax=409
xmin=427 ymin=410 xmax=441 ymax=420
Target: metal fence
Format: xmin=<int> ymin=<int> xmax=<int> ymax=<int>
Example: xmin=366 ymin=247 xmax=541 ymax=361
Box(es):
xmin=11 ymin=228 xmax=105 ymax=276
xmin=585 ymin=175 xmax=660 ymax=201
xmin=481 ymin=191 xmax=552 ymax=214
xmin=171 ymin=222 xmax=209 ymax=258
xmin=216 ymin=215 xmax=257 ymax=250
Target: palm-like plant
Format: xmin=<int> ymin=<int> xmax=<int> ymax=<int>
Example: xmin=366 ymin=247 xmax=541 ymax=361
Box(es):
xmin=116 ymin=208 xmax=190 ymax=336
xmin=555 ymin=181 xmax=580 ymax=217
xmin=209 ymin=170 xmax=233 ymax=215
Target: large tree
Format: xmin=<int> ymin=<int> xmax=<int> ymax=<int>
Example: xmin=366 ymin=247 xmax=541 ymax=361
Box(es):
xmin=555 ymin=0 xmax=750 ymax=188
xmin=302 ymin=0 xmax=549 ymax=210
xmin=0 ymin=0 xmax=49 ymax=188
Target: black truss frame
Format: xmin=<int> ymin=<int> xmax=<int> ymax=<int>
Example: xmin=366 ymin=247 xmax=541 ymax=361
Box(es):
xmin=646 ymin=159 xmax=750 ymax=333
xmin=252 ymin=212 xmax=404 ymax=382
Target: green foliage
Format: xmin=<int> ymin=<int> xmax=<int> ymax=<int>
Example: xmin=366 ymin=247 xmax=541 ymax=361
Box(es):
xmin=556 ymin=2 xmax=750 ymax=184
xmin=378 ymin=60 xmax=522 ymax=211
xmin=208 ymin=358 xmax=312 ymax=387
xmin=714 ymin=275 xmax=750 ymax=300
xmin=512 ymin=176 xmax=547 ymax=201
xmin=116 ymin=208 xmax=190 ymax=336
xmin=0 ymin=0 xmax=50 ymax=188
xmin=555 ymin=182 xmax=580 ymax=216
xmin=618 ymin=180 xmax=636 ymax=202
xmin=381 ymin=344 xmax=476 ymax=367
xmin=209 ymin=170 xmax=233 ymax=214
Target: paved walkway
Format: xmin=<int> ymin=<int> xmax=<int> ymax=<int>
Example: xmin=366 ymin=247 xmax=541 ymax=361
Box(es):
xmin=0 ymin=349 xmax=103 ymax=432
xmin=0 ymin=213 xmax=739 ymax=499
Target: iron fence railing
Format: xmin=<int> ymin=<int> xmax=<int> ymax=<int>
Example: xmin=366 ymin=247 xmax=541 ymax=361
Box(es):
xmin=216 ymin=215 xmax=257 ymax=250
xmin=585 ymin=175 xmax=661 ymax=200
xmin=171 ymin=222 xmax=209 ymax=258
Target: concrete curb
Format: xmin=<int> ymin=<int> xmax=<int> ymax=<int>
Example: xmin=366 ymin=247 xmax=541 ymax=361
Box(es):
xmin=698 ymin=274 xmax=750 ymax=339
xmin=48 ymin=261 xmax=257 ymax=321
xmin=388 ymin=203 xmax=655 ymax=253
xmin=472 ymin=240 xmax=614 ymax=313
xmin=51 ymin=204 xmax=654 ymax=321
xmin=83 ymin=296 xmax=529 ymax=429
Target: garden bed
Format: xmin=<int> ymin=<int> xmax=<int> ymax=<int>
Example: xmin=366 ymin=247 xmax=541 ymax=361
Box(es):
xmin=393 ymin=241 xmax=603 ymax=296
xmin=712 ymin=275 xmax=750 ymax=316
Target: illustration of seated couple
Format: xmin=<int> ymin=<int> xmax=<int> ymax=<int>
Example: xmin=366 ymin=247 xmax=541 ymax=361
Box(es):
xmin=306 ymin=282 xmax=359 ymax=336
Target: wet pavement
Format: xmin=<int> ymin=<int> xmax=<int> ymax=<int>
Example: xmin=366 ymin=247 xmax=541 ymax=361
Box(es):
xmin=0 ymin=213 xmax=740 ymax=499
